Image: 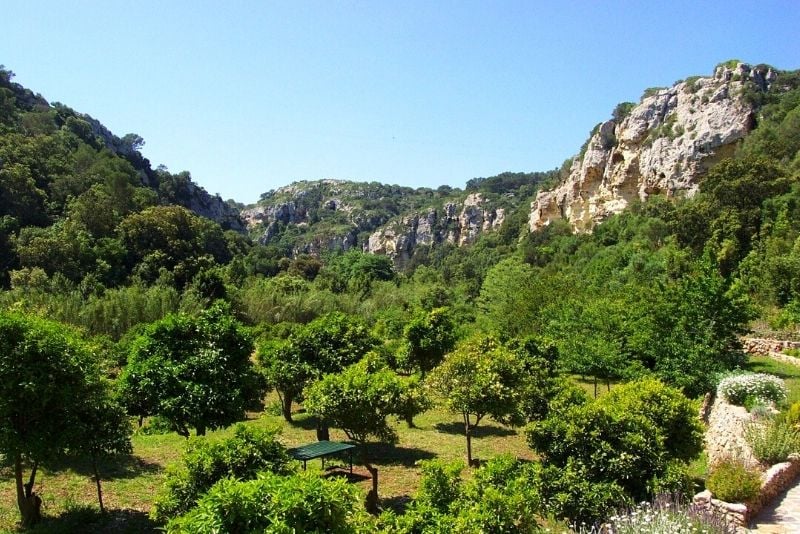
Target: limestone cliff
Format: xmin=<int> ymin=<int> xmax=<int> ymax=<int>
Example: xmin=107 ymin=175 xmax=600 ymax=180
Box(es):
xmin=242 ymin=180 xmax=508 ymax=264
xmin=530 ymin=62 xmax=775 ymax=232
xmin=366 ymin=193 xmax=505 ymax=265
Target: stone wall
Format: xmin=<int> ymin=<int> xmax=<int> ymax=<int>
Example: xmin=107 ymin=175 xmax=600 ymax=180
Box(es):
xmin=694 ymin=457 xmax=800 ymax=531
xmin=704 ymin=394 xmax=757 ymax=469
xmin=742 ymin=337 xmax=800 ymax=356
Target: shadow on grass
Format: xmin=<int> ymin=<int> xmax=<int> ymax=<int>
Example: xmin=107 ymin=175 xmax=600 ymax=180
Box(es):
xmin=27 ymin=506 xmax=159 ymax=534
xmin=433 ymin=421 xmax=516 ymax=438
xmin=287 ymin=414 xmax=320 ymax=431
xmin=360 ymin=443 xmax=435 ymax=467
xmin=45 ymin=454 xmax=162 ymax=480
xmin=322 ymin=469 xmax=371 ymax=483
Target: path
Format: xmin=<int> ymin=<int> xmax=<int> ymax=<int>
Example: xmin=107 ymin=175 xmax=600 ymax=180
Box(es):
xmin=749 ymin=475 xmax=800 ymax=532
xmin=739 ymin=338 xmax=800 ymax=532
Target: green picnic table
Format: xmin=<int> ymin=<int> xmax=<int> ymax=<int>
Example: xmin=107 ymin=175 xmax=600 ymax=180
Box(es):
xmin=288 ymin=441 xmax=356 ymax=473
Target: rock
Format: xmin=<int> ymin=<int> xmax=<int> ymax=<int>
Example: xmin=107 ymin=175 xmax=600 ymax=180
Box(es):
xmin=530 ymin=62 xmax=771 ymax=233
xmin=694 ymin=489 xmax=713 ymax=504
xmin=366 ymin=192 xmax=506 ymax=265
xmin=705 ymin=394 xmax=758 ymax=469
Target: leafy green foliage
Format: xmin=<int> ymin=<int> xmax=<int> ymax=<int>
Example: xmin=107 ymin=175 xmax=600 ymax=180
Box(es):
xmin=119 ymin=205 xmax=231 ymax=288
xmin=166 ymin=472 xmax=373 ymax=534
xmin=744 ymin=416 xmax=800 ymax=465
xmin=404 ymin=307 xmax=457 ymax=374
xmin=527 ymin=379 xmax=702 ymax=521
xmin=379 ymin=457 xmax=546 ymax=533
xmin=152 ymin=424 xmax=292 ymax=522
xmin=319 ymin=249 xmax=395 ymax=295
xmin=612 ymin=101 xmax=635 ymax=122
xmin=427 ymin=335 xmax=527 ymax=464
xmin=257 ymin=312 xmax=377 ymax=421
xmin=0 ymin=311 xmax=127 ymax=526
xmin=304 ymin=356 xmax=413 ymax=445
xmin=706 ymin=456 xmax=762 ymax=503
xmin=120 ymin=302 xmax=261 ymax=436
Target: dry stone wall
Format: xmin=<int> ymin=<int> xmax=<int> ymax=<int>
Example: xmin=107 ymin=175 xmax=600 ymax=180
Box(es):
xmin=705 ymin=394 xmax=757 ymax=469
xmin=743 ymin=337 xmax=800 ymax=357
xmin=694 ymin=457 xmax=800 ymax=531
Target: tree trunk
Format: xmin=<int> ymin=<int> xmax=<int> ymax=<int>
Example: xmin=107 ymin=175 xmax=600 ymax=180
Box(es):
xmin=91 ymin=455 xmax=105 ymax=513
xmin=280 ymin=391 xmax=293 ymax=422
xmin=364 ymin=459 xmax=379 ymax=515
xmin=196 ymin=425 xmax=206 ymax=437
xmin=176 ymin=425 xmax=190 ymax=439
xmin=15 ymin=455 xmax=42 ymax=527
xmin=316 ymin=420 xmax=330 ymax=441
xmin=404 ymin=413 xmax=417 ymax=428
xmin=464 ymin=414 xmax=474 ymax=467
xmin=593 ymin=377 xmax=598 ymax=398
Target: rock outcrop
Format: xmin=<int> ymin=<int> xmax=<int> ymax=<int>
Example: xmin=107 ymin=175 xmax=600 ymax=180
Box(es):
xmin=242 ymin=180 xmax=507 ymax=264
xmin=705 ymin=393 xmax=758 ymax=469
xmin=175 ymin=180 xmax=245 ymax=232
xmin=366 ymin=193 xmax=505 ymax=265
xmin=530 ymin=62 xmax=775 ymax=232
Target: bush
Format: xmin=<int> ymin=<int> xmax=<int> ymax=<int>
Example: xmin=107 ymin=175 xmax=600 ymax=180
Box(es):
xmin=717 ymin=372 xmax=787 ymax=407
xmin=599 ymin=378 xmax=704 ymax=463
xmin=786 ymin=401 xmax=800 ymax=427
xmin=415 ymin=459 xmax=464 ymax=512
xmin=535 ymin=463 xmax=628 ymax=526
xmin=152 ymin=425 xmax=292 ymax=522
xmin=745 ymin=417 xmax=800 ymax=465
xmin=527 ymin=379 xmax=702 ymax=507
xmin=706 ymin=457 xmax=761 ymax=503
xmin=379 ymin=456 xmax=546 ymax=533
xmin=166 ymin=472 xmax=373 ymax=533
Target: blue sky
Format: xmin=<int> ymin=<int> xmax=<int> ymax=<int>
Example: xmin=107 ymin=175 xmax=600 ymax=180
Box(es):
xmin=3 ymin=1 xmax=799 ymax=203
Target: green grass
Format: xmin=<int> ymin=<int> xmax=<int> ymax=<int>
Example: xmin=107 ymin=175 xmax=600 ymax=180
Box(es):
xmin=0 ymin=393 xmax=533 ymax=532
xmin=746 ymin=355 xmax=800 ymax=406
xmin=572 ymin=375 xmax=619 ymax=398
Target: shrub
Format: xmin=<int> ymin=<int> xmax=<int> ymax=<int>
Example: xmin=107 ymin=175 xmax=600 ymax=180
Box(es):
xmin=528 ymin=378 xmax=702 ymax=509
xmin=786 ymin=401 xmax=800 ymax=427
xmin=745 ymin=417 xmax=800 ymax=465
xmin=380 ymin=456 xmax=546 ymax=533
xmin=166 ymin=472 xmax=373 ymax=533
xmin=535 ymin=462 xmax=628 ymax=526
xmin=717 ymin=372 xmax=787 ymax=407
xmin=599 ymin=378 xmax=704 ymax=463
xmin=152 ymin=424 xmax=292 ymax=522
xmin=642 ymin=86 xmax=667 ymax=100
xmin=415 ymin=459 xmax=464 ymax=512
xmin=706 ymin=457 xmax=761 ymax=503
xmin=612 ymin=102 xmax=636 ymax=123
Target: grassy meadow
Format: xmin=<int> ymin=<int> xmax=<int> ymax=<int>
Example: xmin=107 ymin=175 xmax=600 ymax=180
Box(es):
xmin=6 ymin=357 xmax=796 ymax=533
xmin=0 ymin=392 xmax=534 ymax=533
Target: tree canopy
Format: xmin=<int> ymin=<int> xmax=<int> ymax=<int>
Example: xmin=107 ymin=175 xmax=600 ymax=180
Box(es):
xmin=120 ymin=302 xmax=261 ymax=437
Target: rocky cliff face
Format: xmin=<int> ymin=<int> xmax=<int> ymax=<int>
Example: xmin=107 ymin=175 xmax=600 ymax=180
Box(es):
xmin=530 ymin=62 xmax=775 ymax=233
xmin=366 ymin=193 xmax=505 ymax=264
xmin=242 ymin=180 xmax=507 ymax=264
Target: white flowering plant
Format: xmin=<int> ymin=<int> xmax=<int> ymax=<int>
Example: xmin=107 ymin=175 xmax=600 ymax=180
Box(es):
xmin=716 ymin=372 xmax=786 ymax=407
xmin=570 ymin=495 xmax=734 ymax=533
